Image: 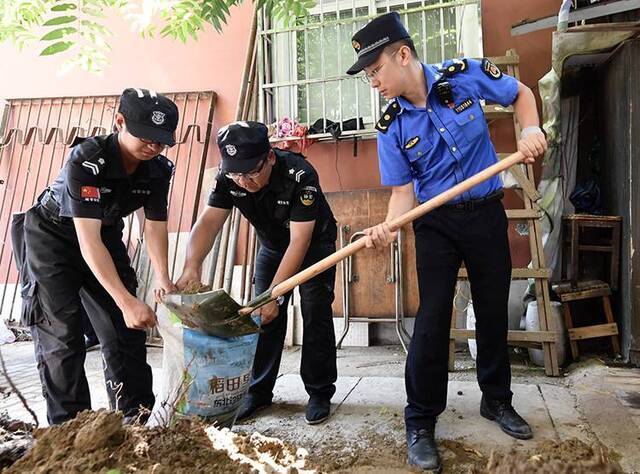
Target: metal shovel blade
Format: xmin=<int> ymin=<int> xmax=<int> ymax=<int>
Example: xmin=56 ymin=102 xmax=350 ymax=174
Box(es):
xmin=162 ymin=289 xmax=260 ymax=338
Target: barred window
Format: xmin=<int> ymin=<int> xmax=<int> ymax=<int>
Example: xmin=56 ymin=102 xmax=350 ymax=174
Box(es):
xmin=258 ymin=0 xmax=483 ymax=140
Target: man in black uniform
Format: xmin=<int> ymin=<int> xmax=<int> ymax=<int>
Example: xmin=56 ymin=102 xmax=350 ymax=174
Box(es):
xmin=176 ymin=121 xmax=338 ymax=425
xmin=13 ymin=88 xmax=178 ymax=425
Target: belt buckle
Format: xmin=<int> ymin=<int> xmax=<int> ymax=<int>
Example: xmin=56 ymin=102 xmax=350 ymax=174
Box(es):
xmin=464 ymin=200 xmax=474 ymax=211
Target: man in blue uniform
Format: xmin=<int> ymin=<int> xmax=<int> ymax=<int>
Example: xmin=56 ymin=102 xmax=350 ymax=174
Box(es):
xmin=176 ymin=121 xmax=338 ymax=425
xmin=13 ymin=88 xmax=178 ymax=425
xmin=347 ymin=12 xmax=548 ymax=472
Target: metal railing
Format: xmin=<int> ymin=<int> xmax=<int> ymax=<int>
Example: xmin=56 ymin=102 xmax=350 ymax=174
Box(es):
xmin=0 ymin=91 xmax=217 ymax=323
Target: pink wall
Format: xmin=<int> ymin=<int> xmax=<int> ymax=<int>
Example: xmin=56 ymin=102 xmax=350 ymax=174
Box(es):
xmin=0 ymin=3 xmax=255 ymax=155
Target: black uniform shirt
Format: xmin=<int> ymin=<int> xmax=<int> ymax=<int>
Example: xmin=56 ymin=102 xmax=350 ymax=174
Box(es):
xmin=208 ymin=149 xmax=336 ymax=251
xmin=49 ymin=134 xmax=174 ymax=224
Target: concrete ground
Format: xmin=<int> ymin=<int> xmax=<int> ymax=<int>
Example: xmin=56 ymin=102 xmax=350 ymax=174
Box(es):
xmin=1 ymin=342 xmax=640 ymax=472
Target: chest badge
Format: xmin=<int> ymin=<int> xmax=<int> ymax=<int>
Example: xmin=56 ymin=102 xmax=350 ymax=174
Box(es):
xmin=454 ymin=98 xmax=474 ymax=114
xmin=404 ymin=136 xmax=420 ymax=150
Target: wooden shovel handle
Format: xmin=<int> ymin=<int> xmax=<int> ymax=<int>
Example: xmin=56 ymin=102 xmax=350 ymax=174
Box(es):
xmin=267 ymin=151 xmax=525 ymax=300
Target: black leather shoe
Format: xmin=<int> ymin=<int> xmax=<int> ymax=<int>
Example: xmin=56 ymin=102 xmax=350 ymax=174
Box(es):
xmin=305 ymin=395 xmax=331 ymax=425
xmin=235 ymin=395 xmax=272 ymax=422
xmin=480 ymin=395 xmax=533 ymax=440
xmin=406 ymin=426 xmax=441 ymax=472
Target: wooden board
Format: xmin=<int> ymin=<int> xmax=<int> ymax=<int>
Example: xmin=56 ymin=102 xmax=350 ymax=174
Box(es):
xmin=569 ymin=323 xmax=619 ymax=340
xmin=451 ymin=329 xmax=557 ymax=343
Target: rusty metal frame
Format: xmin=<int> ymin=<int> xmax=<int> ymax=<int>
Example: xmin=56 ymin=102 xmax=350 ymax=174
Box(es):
xmin=0 ymin=91 xmax=217 ymax=324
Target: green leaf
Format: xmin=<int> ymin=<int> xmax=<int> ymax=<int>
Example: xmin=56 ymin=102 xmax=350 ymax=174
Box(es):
xmin=42 ymin=15 xmax=77 ymax=26
xmin=40 ymin=40 xmax=74 ymax=55
xmin=51 ymin=3 xmax=77 ymax=11
xmin=40 ymin=27 xmax=76 ymax=41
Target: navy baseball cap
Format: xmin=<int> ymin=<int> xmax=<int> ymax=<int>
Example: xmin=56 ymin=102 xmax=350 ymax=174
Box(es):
xmin=118 ymin=88 xmax=179 ymax=146
xmin=346 ymin=12 xmax=411 ymax=75
xmin=217 ymin=121 xmax=271 ymax=174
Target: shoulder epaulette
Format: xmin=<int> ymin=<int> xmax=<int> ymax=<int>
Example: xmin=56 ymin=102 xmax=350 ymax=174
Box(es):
xmin=375 ymin=101 xmax=401 ymax=134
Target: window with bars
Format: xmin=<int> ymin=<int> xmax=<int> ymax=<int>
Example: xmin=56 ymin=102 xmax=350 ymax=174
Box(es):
xmin=258 ymin=0 xmax=483 ymax=139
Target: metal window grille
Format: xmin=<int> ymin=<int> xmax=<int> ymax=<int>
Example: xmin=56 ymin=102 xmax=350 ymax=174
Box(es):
xmin=257 ymin=0 xmax=482 ymax=141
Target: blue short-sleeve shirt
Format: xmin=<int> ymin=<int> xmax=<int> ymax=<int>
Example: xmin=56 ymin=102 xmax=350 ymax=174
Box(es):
xmin=376 ymin=58 xmax=519 ymax=203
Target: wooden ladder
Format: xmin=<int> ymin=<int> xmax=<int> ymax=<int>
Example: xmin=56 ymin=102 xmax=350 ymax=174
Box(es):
xmin=448 ymin=49 xmax=561 ymax=377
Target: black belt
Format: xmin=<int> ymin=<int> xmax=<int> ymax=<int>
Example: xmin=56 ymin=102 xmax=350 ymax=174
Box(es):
xmin=39 ymin=189 xmax=61 ymax=216
xmin=442 ymin=190 xmax=504 ymax=211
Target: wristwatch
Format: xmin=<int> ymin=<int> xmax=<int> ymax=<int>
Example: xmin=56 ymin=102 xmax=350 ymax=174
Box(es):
xmin=276 ymin=295 xmax=285 ymax=306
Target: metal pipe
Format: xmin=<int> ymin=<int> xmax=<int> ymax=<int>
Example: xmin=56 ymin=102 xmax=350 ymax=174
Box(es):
xmin=0 ymin=102 xmax=26 ymax=319
xmin=191 ymin=93 xmax=217 ymax=227
xmin=223 ymin=209 xmax=242 ymax=294
xmin=237 ymin=8 xmax=259 ymax=121
xmin=170 ymin=94 xmax=201 ymax=280
xmin=336 ymin=225 xmax=350 ymax=349
xmin=242 ymin=225 xmax=257 ymax=305
xmin=239 ymin=218 xmax=251 ymax=302
xmin=214 ymin=212 xmax=233 ymax=289
xmin=394 ymin=229 xmax=409 ymax=352
xmin=205 ymin=230 xmax=223 ymax=287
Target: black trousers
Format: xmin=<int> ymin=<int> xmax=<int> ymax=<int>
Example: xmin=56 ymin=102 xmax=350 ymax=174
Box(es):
xmin=249 ymin=242 xmax=337 ymax=402
xmin=19 ymin=204 xmax=154 ymax=425
xmin=404 ymin=200 xmax=512 ymax=431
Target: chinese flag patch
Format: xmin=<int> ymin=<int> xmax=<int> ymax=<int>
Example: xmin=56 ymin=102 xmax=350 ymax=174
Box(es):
xmin=80 ymin=186 xmax=100 ymax=201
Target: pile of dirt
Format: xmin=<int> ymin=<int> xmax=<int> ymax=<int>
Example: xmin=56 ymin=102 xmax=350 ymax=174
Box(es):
xmin=473 ymin=438 xmax=622 ymax=474
xmin=180 ymin=282 xmax=212 ymax=295
xmin=6 ymin=410 xmax=310 ymax=473
xmin=305 ymin=432 xmax=486 ymax=474
xmin=306 ymin=433 xmax=621 ymax=474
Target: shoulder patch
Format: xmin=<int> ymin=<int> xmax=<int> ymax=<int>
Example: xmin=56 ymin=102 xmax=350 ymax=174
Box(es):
xmin=299 ymin=186 xmax=317 ymax=206
xmin=440 ymin=59 xmax=468 ymax=78
xmin=481 ymin=58 xmax=503 ymax=80
xmin=375 ymin=101 xmax=401 ymax=134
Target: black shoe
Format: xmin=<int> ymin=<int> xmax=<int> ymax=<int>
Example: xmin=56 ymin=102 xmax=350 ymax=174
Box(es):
xmin=305 ymin=395 xmax=331 ymax=425
xmin=235 ymin=395 xmax=272 ymax=422
xmin=480 ymin=395 xmax=533 ymax=440
xmin=406 ymin=426 xmax=441 ymax=472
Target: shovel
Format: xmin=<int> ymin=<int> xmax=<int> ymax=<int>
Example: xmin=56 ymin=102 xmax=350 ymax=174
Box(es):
xmin=164 ymin=151 xmax=526 ymax=338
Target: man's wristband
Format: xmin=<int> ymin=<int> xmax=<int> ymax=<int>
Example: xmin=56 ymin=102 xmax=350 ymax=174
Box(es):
xmin=521 ymin=126 xmax=543 ymax=139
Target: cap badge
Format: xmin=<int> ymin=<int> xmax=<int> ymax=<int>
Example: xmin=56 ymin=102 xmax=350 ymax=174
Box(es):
xmin=151 ymin=111 xmax=166 ymax=125
xmin=352 ymin=40 xmax=361 ymax=51
xmin=225 ymin=144 xmax=237 ymax=156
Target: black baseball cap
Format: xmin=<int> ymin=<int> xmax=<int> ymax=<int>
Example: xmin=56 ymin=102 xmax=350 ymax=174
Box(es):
xmin=346 ymin=12 xmax=411 ymax=75
xmin=217 ymin=121 xmax=271 ymax=174
xmin=118 ymin=88 xmax=179 ymax=146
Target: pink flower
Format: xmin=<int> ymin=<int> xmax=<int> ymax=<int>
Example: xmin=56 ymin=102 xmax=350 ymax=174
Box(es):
xmin=277 ymin=117 xmax=297 ymax=138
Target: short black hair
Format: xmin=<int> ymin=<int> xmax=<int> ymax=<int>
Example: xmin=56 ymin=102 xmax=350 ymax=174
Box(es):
xmin=385 ymin=38 xmax=419 ymax=58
